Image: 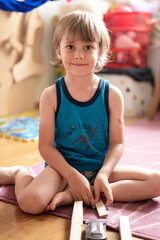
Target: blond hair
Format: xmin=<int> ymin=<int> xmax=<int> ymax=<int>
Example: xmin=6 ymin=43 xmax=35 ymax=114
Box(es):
xmin=53 ymin=10 xmax=110 ymax=72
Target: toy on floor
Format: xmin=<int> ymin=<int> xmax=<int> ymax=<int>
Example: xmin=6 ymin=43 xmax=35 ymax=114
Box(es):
xmin=69 ymin=199 xmax=108 ymax=240
xmin=0 ymin=110 xmax=40 ymax=142
xmin=119 ymin=216 xmax=132 ymax=240
xmin=95 ymin=198 xmax=108 ymax=218
xmin=85 ymin=219 xmax=107 ymax=240
xmin=69 ymin=201 xmax=83 ymax=240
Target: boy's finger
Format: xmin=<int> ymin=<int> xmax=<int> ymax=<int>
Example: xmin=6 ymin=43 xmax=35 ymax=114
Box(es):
xmin=103 ymin=191 xmax=113 ymax=207
xmin=105 ymin=198 xmax=113 ymax=207
xmin=88 ymin=191 xmax=96 ymax=208
xmin=82 ymin=193 xmax=92 ymax=207
xmin=94 ymin=188 xmax=100 ymax=203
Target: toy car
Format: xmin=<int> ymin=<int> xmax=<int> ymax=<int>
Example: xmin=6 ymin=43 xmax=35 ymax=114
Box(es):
xmin=85 ymin=219 xmax=107 ymax=240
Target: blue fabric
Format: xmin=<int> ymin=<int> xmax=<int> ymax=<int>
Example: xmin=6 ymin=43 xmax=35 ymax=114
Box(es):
xmin=79 ymin=170 xmax=98 ymax=185
xmin=0 ymin=0 xmax=49 ymax=13
xmin=54 ymin=77 xmax=110 ymax=171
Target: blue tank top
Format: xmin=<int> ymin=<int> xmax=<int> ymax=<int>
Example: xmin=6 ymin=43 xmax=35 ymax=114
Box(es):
xmin=54 ymin=77 xmax=109 ymax=171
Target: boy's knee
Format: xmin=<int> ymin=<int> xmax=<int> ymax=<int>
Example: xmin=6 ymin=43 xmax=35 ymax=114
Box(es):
xmin=17 ymin=191 xmax=46 ymax=214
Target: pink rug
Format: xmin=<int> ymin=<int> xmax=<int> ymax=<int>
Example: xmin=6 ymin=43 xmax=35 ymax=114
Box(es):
xmin=0 ymin=113 xmax=160 ymax=240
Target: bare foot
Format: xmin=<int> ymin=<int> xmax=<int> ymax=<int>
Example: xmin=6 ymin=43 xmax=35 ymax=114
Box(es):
xmin=46 ymin=190 xmax=74 ymax=211
xmin=0 ymin=166 xmax=28 ymax=185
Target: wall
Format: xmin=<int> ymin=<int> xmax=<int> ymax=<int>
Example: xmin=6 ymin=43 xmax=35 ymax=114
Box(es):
xmin=36 ymin=1 xmax=61 ymax=102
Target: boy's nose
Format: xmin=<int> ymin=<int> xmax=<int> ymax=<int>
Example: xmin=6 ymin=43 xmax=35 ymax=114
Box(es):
xmin=75 ymin=50 xmax=84 ymax=59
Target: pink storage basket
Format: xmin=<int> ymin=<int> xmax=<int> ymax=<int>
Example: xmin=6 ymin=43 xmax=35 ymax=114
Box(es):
xmin=104 ymin=12 xmax=151 ymax=68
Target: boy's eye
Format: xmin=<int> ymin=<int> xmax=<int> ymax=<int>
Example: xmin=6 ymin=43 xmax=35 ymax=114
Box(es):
xmin=66 ymin=45 xmax=74 ymax=50
xmin=85 ymin=45 xmax=93 ymax=50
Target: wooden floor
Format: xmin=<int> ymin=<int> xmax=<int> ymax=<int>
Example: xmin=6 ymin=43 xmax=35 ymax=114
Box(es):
xmin=0 ymin=118 xmax=144 ymax=240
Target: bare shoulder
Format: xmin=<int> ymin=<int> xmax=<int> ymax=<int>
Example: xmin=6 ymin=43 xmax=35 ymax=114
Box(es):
xmin=40 ymin=84 xmax=56 ymax=102
xmin=40 ymin=84 xmax=57 ymax=111
xmin=109 ymin=83 xmax=123 ymax=100
xmin=109 ymin=83 xmax=124 ymax=108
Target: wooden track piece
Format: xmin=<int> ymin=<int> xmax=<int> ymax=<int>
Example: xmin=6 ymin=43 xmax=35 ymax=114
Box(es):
xmin=69 ymin=200 xmax=83 ymax=240
xmin=96 ymin=198 xmax=108 ymax=218
xmin=119 ymin=216 xmax=132 ymax=240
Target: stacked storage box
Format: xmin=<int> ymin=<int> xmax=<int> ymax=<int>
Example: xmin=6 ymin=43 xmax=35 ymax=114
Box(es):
xmin=98 ymin=68 xmax=154 ymax=117
xmin=104 ymin=11 xmax=151 ymax=68
xmin=101 ymin=11 xmax=153 ymax=117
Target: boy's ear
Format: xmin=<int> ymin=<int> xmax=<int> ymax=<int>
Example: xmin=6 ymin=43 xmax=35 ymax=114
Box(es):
xmin=56 ymin=48 xmax=62 ymax=60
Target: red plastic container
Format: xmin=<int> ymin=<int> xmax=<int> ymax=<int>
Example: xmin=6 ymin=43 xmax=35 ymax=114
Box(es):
xmin=104 ymin=12 xmax=151 ymax=68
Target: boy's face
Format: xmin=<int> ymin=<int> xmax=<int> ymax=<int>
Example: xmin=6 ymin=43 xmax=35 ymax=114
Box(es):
xmin=56 ymin=34 xmax=101 ymax=77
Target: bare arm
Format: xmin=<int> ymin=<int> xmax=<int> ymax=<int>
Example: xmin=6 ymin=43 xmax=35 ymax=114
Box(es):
xmin=94 ymin=84 xmax=125 ymax=206
xmin=38 ymin=85 xmax=73 ymax=179
xmin=100 ymin=84 xmax=124 ymax=176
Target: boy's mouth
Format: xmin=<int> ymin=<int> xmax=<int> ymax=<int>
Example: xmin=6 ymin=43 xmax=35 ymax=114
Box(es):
xmin=70 ymin=63 xmax=87 ymax=66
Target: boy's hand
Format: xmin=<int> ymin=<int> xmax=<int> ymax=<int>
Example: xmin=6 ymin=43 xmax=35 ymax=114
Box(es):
xmin=67 ymin=171 xmax=95 ymax=208
xmin=94 ymin=172 xmax=113 ymax=207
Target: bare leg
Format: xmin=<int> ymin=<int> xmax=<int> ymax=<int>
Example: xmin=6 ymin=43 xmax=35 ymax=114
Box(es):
xmin=0 ymin=165 xmax=67 ymax=214
xmin=46 ymin=185 xmax=96 ymax=211
xmin=42 ymin=165 xmax=160 ymax=211
xmin=0 ymin=166 xmax=28 ymax=185
xmin=46 ymin=185 xmax=74 ymax=211
xmin=5 ymin=164 xmax=158 ymax=213
xmin=109 ymin=165 xmax=160 ymax=202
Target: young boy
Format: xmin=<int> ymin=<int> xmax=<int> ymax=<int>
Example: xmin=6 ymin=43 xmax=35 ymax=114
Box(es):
xmin=0 ymin=10 xmax=160 ymax=214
